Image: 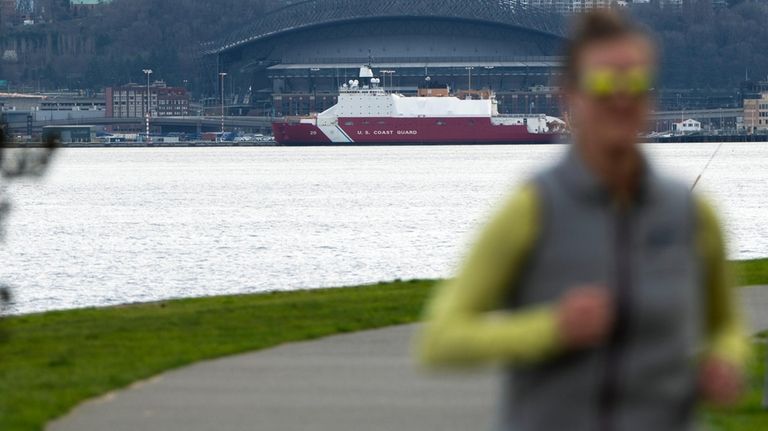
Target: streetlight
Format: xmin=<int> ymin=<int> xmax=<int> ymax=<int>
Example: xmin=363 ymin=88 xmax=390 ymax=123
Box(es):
xmin=219 ymin=72 xmax=227 ymax=135
xmin=465 ymin=66 xmax=475 ymax=95
xmin=143 ymin=69 xmax=153 ymax=141
xmin=381 ymin=70 xmax=396 ymax=92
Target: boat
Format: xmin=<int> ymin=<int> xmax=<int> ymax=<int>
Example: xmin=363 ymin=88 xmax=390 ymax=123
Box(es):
xmin=272 ymin=66 xmax=565 ymax=146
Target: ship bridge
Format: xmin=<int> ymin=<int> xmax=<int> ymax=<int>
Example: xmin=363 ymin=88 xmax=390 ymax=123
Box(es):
xmin=204 ymin=0 xmax=568 ymax=117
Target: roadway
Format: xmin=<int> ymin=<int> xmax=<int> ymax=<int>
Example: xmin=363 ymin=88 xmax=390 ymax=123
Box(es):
xmin=34 ymin=116 xmax=275 ymax=134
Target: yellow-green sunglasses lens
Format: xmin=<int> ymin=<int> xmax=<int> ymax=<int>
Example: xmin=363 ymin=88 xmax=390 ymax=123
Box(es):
xmin=581 ymin=69 xmax=653 ymax=98
xmin=625 ymin=69 xmax=652 ymax=96
xmin=583 ymin=70 xmax=616 ymax=97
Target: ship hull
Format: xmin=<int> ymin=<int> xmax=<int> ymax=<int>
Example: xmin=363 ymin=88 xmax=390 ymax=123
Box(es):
xmin=273 ymin=117 xmax=557 ymax=146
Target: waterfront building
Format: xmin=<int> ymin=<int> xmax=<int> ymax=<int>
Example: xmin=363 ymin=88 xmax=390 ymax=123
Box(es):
xmin=40 ymin=95 xmax=105 ymax=112
xmin=0 ymin=92 xmax=45 ymax=111
xmin=526 ymin=0 xmax=614 ymax=14
xmin=42 ymin=125 xmax=98 ymax=143
xmin=106 ymin=82 xmax=190 ymax=118
xmin=742 ymin=93 xmax=768 ymax=134
xmin=1 ymin=92 xmax=106 ymax=122
xmin=0 ymin=110 xmax=32 ymax=137
xmin=672 ymin=118 xmax=702 ymax=133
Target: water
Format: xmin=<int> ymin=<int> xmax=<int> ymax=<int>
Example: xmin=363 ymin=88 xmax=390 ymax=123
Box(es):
xmin=0 ymin=143 xmax=766 ymax=315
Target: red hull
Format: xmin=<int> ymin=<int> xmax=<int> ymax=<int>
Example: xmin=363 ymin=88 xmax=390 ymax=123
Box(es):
xmin=272 ymin=117 xmax=556 ymax=145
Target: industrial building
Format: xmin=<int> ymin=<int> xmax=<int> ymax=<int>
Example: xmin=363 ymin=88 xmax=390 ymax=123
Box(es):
xmin=42 ymin=124 xmax=98 ymax=143
xmin=106 ymin=82 xmax=190 ymax=119
xmin=743 ymin=92 xmax=768 ymax=134
xmin=205 ymin=0 xmax=568 ymax=118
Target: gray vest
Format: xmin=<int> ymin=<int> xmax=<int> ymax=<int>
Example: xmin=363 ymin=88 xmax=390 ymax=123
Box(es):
xmin=499 ymin=148 xmax=703 ymax=431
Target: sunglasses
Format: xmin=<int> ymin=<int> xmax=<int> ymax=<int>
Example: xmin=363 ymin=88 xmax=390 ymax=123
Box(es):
xmin=579 ymin=68 xmax=654 ymax=98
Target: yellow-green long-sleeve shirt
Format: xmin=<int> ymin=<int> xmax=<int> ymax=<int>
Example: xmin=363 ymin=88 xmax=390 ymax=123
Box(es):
xmin=416 ymin=184 xmax=749 ymax=369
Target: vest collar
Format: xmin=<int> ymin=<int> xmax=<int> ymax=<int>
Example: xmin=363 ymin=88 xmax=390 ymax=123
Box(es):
xmin=556 ymin=144 xmax=658 ymax=206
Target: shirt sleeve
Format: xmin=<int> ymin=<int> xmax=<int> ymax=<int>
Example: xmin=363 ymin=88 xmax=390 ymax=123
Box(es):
xmin=414 ymin=184 xmax=564 ymax=367
xmin=695 ymin=196 xmax=751 ymax=368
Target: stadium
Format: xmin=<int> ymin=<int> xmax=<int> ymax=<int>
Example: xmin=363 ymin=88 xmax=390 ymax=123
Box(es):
xmin=204 ymin=0 xmax=567 ymax=117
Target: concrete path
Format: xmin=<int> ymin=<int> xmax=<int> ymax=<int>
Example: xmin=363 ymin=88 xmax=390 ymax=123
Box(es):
xmin=48 ymin=287 xmax=768 ymax=431
xmin=740 ymin=286 xmax=768 ymax=332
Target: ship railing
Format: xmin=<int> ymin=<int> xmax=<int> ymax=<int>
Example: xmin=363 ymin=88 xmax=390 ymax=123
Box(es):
xmin=338 ymin=87 xmax=388 ymax=94
xmin=496 ymin=113 xmax=548 ymax=118
xmin=274 ymin=115 xmax=316 ymax=124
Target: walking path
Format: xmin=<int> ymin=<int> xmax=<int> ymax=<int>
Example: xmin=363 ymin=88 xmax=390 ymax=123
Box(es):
xmin=48 ymin=287 xmax=768 ymax=431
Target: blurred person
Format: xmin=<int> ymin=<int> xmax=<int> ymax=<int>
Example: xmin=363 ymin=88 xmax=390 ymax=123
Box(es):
xmin=415 ymin=10 xmax=749 ymax=431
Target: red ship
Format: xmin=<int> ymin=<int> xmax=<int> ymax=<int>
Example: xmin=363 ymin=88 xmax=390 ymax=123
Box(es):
xmin=272 ymin=66 xmax=565 ymax=146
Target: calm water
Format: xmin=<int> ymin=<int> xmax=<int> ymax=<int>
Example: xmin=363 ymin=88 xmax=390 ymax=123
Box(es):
xmin=0 ymin=143 xmax=766 ymax=315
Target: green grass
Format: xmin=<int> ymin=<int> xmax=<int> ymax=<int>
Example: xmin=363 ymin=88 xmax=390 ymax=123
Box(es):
xmin=736 ymin=259 xmax=768 ymax=287
xmin=0 ymin=259 xmax=766 ymax=431
xmin=0 ymin=280 xmax=436 ymax=431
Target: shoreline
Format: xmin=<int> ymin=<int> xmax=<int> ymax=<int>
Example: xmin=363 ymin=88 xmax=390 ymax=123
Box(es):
xmin=9 ymin=258 xmax=768 ymax=318
xmin=5 ymin=136 xmax=768 ymax=148
xmin=7 ymin=257 xmax=768 ymax=317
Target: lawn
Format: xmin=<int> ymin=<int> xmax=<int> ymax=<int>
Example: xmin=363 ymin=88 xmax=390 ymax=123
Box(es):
xmin=0 ymin=259 xmax=766 ymax=431
xmin=736 ymin=258 xmax=768 ymax=287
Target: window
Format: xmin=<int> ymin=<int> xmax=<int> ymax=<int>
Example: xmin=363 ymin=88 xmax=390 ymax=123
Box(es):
xmin=436 ymin=121 xmax=446 ymax=126
xmin=344 ymin=121 xmax=354 ymax=126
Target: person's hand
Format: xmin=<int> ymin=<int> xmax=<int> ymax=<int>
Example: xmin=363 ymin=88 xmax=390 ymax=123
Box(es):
xmin=557 ymin=286 xmax=614 ymax=350
xmin=699 ymin=356 xmax=744 ymax=407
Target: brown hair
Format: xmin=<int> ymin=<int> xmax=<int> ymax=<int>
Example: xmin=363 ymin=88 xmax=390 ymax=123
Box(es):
xmin=563 ymin=10 xmax=652 ymax=88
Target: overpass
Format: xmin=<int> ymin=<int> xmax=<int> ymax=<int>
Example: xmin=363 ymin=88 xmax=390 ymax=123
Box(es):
xmin=33 ymin=116 xmax=275 ymax=134
xmin=650 ymin=108 xmax=742 ymax=122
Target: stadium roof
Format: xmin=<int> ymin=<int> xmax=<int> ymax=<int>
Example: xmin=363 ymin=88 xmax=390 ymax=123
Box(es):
xmin=205 ymin=0 xmax=566 ymax=55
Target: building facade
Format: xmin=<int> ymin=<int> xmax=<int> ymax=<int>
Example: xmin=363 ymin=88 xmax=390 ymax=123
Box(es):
xmin=0 ymin=0 xmax=17 ymax=27
xmin=672 ymin=118 xmax=702 ymax=133
xmin=526 ymin=0 xmax=614 ymax=14
xmin=106 ymin=82 xmax=190 ymax=118
xmin=42 ymin=125 xmax=98 ymax=143
xmin=742 ymin=93 xmax=768 ymax=134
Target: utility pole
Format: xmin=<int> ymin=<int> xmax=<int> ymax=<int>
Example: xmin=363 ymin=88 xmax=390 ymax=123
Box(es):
xmin=381 ymin=70 xmax=395 ymax=92
xmin=143 ymin=69 xmax=153 ymax=142
xmin=219 ymin=72 xmax=227 ymax=135
xmin=465 ymin=66 xmax=474 ymax=95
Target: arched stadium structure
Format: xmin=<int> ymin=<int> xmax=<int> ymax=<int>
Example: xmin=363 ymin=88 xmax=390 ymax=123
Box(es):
xmin=204 ymin=0 xmax=568 ymax=117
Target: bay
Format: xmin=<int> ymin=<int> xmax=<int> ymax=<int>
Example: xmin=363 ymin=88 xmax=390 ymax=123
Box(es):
xmin=0 ymin=143 xmax=765 ymax=314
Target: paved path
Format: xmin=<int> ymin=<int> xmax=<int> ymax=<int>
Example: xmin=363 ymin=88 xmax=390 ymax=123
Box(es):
xmin=48 ymin=287 xmax=768 ymax=431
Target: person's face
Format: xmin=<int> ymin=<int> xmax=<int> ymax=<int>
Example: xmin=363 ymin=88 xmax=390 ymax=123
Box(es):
xmin=566 ymin=36 xmax=655 ymax=151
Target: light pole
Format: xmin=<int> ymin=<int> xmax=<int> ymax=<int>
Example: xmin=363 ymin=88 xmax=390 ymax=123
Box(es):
xmin=465 ymin=66 xmax=475 ymax=95
xmin=143 ymin=69 xmax=153 ymax=141
xmin=219 ymin=72 xmax=227 ymax=135
xmin=381 ymin=70 xmax=395 ymax=92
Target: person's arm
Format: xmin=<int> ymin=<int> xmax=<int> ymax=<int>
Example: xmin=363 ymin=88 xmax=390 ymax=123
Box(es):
xmin=696 ymin=197 xmax=751 ymax=368
xmin=414 ymin=184 xmax=564 ymax=367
